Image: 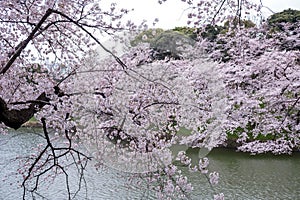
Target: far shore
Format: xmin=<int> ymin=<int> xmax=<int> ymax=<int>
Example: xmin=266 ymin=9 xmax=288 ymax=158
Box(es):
xmin=20 ymin=123 xmax=299 ymax=152
xmin=22 ymin=121 xmax=42 ymax=128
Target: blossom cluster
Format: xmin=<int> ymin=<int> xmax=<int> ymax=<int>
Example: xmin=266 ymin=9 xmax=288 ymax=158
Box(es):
xmin=1 ymin=0 xmax=298 ymax=199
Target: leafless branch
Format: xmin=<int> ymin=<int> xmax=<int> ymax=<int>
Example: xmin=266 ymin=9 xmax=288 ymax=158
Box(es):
xmin=21 ymin=118 xmax=91 ymax=200
xmin=212 ymin=0 xmax=226 ymax=24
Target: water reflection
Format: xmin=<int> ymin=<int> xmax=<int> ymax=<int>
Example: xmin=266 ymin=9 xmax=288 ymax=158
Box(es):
xmin=1 ymin=129 xmax=300 ymax=199
xmin=0 ymin=129 xmax=156 ymax=199
xmin=186 ymin=148 xmax=300 ymax=199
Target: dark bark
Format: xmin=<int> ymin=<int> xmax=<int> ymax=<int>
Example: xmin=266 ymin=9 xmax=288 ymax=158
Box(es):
xmin=0 ymin=92 xmax=50 ymax=129
xmin=0 ymin=9 xmax=53 ymax=75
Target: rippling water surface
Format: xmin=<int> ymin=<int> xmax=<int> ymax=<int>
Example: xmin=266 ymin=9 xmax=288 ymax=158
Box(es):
xmin=186 ymin=148 xmax=300 ymax=199
xmin=0 ymin=129 xmax=299 ymax=199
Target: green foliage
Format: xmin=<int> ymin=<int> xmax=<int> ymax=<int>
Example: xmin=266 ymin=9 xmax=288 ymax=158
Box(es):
xmin=267 ymin=9 xmax=300 ymax=32
xmin=268 ymin=9 xmax=300 ymax=25
xmin=131 ymin=26 xmax=198 ymax=48
xmin=224 ymin=18 xmax=256 ymax=29
xmin=201 ymin=24 xmax=225 ymax=41
xmin=227 ymin=125 xmax=276 ymax=142
xmin=131 ymin=27 xmax=197 ymax=60
xmin=233 ymin=102 xmax=243 ymax=110
xmin=29 ymin=117 xmax=38 ymax=122
xmin=226 ymin=127 xmax=243 ymax=140
xmin=283 ymin=90 xmax=297 ymax=99
xmin=249 ymin=133 xmax=276 ymax=141
xmin=257 ymin=97 xmax=266 ymax=109
xmin=172 ymin=26 xmax=199 ymax=40
xmin=130 ymin=28 xmax=164 ymax=46
xmin=242 ymin=19 xmax=256 ymax=28
xmin=150 ymin=30 xmax=194 ymax=48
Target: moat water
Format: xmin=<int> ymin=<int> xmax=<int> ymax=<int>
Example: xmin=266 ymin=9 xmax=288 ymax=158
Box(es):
xmin=0 ymin=129 xmax=299 ymax=199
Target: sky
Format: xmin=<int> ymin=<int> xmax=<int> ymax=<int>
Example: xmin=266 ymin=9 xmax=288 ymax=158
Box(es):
xmin=97 ymin=0 xmax=299 ymax=54
xmin=112 ymin=0 xmax=300 ymax=29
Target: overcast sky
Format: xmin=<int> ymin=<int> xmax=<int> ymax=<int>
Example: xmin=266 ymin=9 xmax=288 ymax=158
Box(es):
xmin=112 ymin=0 xmax=300 ymax=29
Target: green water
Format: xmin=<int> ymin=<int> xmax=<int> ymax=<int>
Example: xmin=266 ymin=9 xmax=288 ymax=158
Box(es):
xmin=0 ymin=129 xmax=299 ymax=199
xmin=186 ymin=148 xmax=300 ymax=199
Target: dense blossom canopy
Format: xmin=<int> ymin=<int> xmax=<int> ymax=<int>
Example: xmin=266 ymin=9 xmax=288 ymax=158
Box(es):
xmin=0 ymin=0 xmax=299 ymax=199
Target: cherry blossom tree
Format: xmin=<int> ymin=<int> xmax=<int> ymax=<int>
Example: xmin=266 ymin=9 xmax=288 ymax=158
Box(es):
xmin=0 ymin=1 xmax=134 ymax=198
xmin=201 ymin=9 xmax=300 ymax=155
xmin=1 ymin=0 xmax=298 ymax=199
xmin=0 ymin=0 xmax=226 ymax=199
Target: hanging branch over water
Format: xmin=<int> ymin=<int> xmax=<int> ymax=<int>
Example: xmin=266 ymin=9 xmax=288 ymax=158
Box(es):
xmin=0 ymin=93 xmax=50 ymax=129
xmin=22 ymin=117 xmax=91 ymax=200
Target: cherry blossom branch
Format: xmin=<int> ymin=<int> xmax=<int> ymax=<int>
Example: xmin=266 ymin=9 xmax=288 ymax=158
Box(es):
xmin=21 ymin=117 xmax=91 ymax=199
xmin=279 ymin=96 xmax=300 ymax=129
xmin=212 ymin=0 xmax=226 ymax=24
xmin=0 ymin=92 xmax=50 ymax=129
xmin=48 ymin=9 xmax=128 ymax=71
xmin=1 ymin=7 xmax=128 ymax=75
xmin=1 ymin=9 xmax=53 ymax=74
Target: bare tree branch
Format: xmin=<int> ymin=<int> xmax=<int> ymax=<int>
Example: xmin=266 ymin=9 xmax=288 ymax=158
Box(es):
xmin=21 ymin=118 xmax=91 ymax=199
xmin=0 ymin=92 xmax=50 ymax=129
xmin=212 ymin=0 xmax=226 ymax=24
